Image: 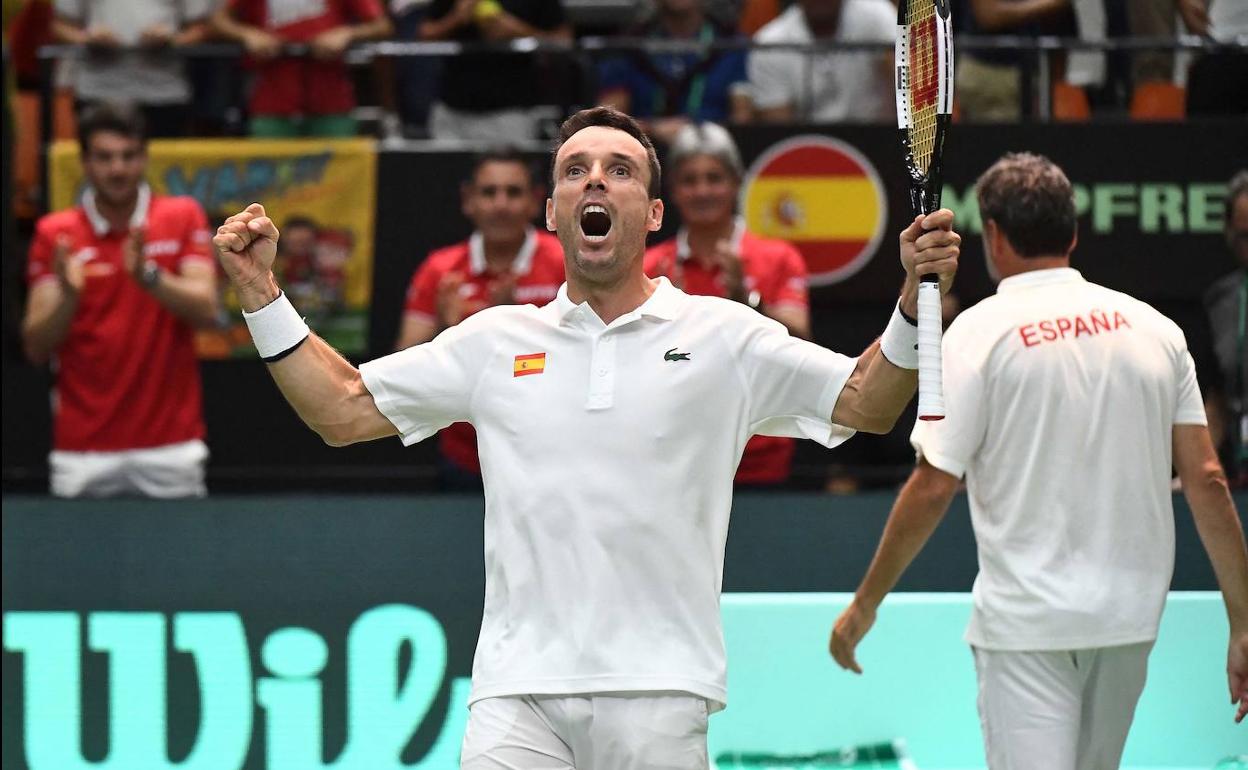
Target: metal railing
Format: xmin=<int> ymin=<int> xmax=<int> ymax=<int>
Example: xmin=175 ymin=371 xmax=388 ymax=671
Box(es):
xmin=35 ymin=33 xmax=1247 ymax=140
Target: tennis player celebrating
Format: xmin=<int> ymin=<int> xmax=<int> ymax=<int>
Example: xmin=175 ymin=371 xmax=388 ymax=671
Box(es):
xmin=830 ymin=153 xmax=1248 ymax=770
xmin=214 ymin=107 xmax=960 ymax=768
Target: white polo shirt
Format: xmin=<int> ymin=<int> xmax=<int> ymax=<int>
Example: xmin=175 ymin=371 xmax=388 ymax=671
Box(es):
xmin=912 ymin=268 xmax=1207 ymax=651
xmin=360 ymin=277 xmax=856 ymax=708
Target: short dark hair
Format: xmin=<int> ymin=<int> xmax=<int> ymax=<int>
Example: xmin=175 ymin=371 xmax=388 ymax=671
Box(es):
xmin=1228 ymin=170 xmax=1248 ymax=221
xmin=551 ymin=107 xmax=662 ymax=199
xmin=468 ymin=146 xmax=537 ymax=188
xmin=976 ymin=152 xmax=1077 ymax=258
xmin=283 ymin=215 xmax=320 ymax=233
xmin=77 ymin=101 xmax=147 ymax=154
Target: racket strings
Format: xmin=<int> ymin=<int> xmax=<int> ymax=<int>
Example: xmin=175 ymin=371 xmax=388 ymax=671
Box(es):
xmin=905 ymin=2 xmax=939 ymax=174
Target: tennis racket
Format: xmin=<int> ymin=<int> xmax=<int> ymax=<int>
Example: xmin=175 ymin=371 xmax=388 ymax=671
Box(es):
xmin=895 ymin=0 xmax=953 ymax=421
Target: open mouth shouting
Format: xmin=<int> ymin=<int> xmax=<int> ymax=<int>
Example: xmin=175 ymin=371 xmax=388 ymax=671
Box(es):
xmin=580 ymin=204 xmax=612 ymax=244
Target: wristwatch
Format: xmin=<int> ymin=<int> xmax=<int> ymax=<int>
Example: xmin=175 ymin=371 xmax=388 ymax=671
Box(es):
xmin=140 ymin=261 xmax=162 ymax=289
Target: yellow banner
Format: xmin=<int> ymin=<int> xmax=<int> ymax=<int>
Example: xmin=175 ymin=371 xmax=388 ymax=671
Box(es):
xmin=49 ymin=138 xmax=377 ymax=356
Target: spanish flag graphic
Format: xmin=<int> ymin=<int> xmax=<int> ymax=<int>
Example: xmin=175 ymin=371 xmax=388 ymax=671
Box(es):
xmin=514 ymin=353 xmax=547 ymax=377
xmin=742 ymin=136 xmax=887 ymax=286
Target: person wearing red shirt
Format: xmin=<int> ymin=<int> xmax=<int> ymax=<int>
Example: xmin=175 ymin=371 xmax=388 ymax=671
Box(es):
xmin=21 ymin=102 xmax=220 ymax=497
xmin=396 ymin=147 xmax=565 ymax=488
xmin=211 ymin=0 xmax=392 ymax=138
xmin=645 ymin=121 xmax=811 ymax=485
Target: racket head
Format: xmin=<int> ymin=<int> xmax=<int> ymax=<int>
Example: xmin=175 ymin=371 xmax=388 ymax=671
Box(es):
xmin=895 ymin=0 xmax=954 ymax=216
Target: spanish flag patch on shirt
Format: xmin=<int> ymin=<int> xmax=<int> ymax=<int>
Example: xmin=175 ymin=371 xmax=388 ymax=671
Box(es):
xmin=514 ymin=353 xmax=546 ymax=377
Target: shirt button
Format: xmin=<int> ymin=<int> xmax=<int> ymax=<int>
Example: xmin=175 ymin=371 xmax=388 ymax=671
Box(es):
xmin=598 ymin=368 xmax=608 ymax=376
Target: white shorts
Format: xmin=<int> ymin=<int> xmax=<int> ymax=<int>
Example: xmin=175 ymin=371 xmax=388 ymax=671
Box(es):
xmin=49 ymin=439 xmax=209 ymax=498
xmin=461 ymin=693 xmax=709 ymax=770
xmin=972 ymin=642 xmax=1153 ymax=770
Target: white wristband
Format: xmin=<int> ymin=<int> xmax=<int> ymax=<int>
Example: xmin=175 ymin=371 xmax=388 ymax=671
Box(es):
xmin=879 ymin=302 xmax=920 ymax=369
xmin=242 ymin=291 xmax=310 ymax=360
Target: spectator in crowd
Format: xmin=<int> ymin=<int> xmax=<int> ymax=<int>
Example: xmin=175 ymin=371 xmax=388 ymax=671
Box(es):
xmin=956 ymin=0 xmax=1075 ymax=122
xmin=212 ymin=0 xmax=393 ymax=138
xmin=744 ymin=0 xmax=894 ymax=124
xmin=21 ymin=103 xmax=219 ymax=497
xmin=51 ymin=0 xmax=212 ymax=137
xmin=1127 ymin=0 xmax=1194 ymax=86
xmin=385 ymin=0 xmax=441 ymax=138
xmin=1203 ymin=170 xmax=1248 ymax=483
xmin=644 ymin=122 xmax=809 ymax=485
xmin=420 ymin=0 xmax=572 ymax=141
xmin=396 ymin=147 xmax=565 ymax=488
xmin=596 ymin=0 xmax=750 ymax=145
xmin=1183 ymin=0 xmax=1248 ymax=116
xmin=742 ymin=0 xmax=894 ymax=124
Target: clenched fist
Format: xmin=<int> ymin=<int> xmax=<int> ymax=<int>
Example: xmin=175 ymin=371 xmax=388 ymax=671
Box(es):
xmin=213 ymin=203 xmax=282 ymax=311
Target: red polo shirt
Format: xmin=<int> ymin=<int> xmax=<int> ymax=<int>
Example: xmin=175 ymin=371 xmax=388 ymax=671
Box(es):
xmin=228 ymin=0 xmax=385 ymax=117
xmin=26 ymin=188 xmax=213 ymax=452
xmin=404 ymin=229 xmax=566 ymax=473
xmin=645 ymin=226 xmax=810 ymax=484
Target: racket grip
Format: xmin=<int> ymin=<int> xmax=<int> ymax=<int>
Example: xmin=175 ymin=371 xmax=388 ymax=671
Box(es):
xmin=917 ymin=276 xmax=944 ymax=421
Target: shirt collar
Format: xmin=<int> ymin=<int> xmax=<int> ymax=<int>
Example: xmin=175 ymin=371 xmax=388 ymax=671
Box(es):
xmin=468 ymin=227 xmax=538 ymax=277
xmin=996 ymin=266 xmax=1084 ymax=293
xmin=555 ymin=276 xmax=684 ymax=327
xmin=82 ymin=182 xmax=150 ymax=237
xmin=675 ymin=216 xmax=746 ymax=263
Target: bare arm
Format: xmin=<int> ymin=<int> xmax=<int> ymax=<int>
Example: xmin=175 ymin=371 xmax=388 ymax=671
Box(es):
xmin=481 ymin=13 xmax=571 ymax=41
xmin=1173 ymin=423 xmax=1248 ymax=722
xmin=173 ymin=20 xmax=211 ymax=46
xmin=420 ymin=0 xmax=477 ymax=41
xmin=351 ymin=14 xmax=394 ymax=42
xmin=310 ymin=14 xmax=394 ymax=59
xmin=121 ymin=231 xmax=219 ymax=327
xmin=1205 ymin=391 xmax=1227 ymax=450
xmin=22 ymin=281 xmax=79 ymax=365
xmin=829 ymin=460 xmax=961 ymax=672
xmin=144 ymin=262 xmax=220 ymax=327
xmin=51 ymin=16 xmax=90 ymax=44
xmin=395 ymin=315 xmax=438 ymax=351
xmin=831 ymin=209 xmax=961 ymax=433
xmin=767 ymin=304 xmax=811 ymax=341
xmin=23 ymin=234 xmax=84 ymax=365
xmin=53 ymin=14 xmax=122 ymax=46
xmin=210 ymin=4 xmax=260 ymax=42
xmin=729 ymin=90 xmax=755 ymax=123
xmin=754 ymin=103 xmax=796 ymax=123
xmin=210 ymin=3 xmax=282 ymax=60
xmin=969 ymin=0 xmax=1070 ymax=31
xmin=213 ymin=203 xmax=398 ymax=446
xmin=830 ymin=339 xmax=917 ymax=434
xmin=266 ymin=332 xmax=399 ymax=446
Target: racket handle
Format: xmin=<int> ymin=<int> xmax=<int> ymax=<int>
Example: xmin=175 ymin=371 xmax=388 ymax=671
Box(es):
xmin=917 ymin=275 xmax=944 ymax=421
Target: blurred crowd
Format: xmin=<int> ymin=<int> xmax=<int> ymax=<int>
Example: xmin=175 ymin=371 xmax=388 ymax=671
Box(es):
xmin=3 ymin=0 xmax=1246 ymax=498
xmin=4 ymin=0 xmax=1245 ymax=149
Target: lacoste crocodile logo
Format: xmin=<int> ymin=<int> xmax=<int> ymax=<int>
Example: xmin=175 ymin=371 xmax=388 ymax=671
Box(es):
xmin=664 ymin=348 xmax=691 ymax=362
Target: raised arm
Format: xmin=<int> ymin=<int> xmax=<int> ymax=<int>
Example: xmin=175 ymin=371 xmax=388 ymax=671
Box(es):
xmin=829 ymin=459 xmax=961 ymax=673
xmin=213 ymin=203 xmax=397 ymax=446
xmin=830 ymin=209 xmax=960 ymax=433
xmin=1173 ymin=423 xmax=1248 ymax=722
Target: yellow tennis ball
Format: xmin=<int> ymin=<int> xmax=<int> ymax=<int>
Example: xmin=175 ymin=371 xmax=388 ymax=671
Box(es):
xmin=474 ymin=0 xmax=503 ymax=21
